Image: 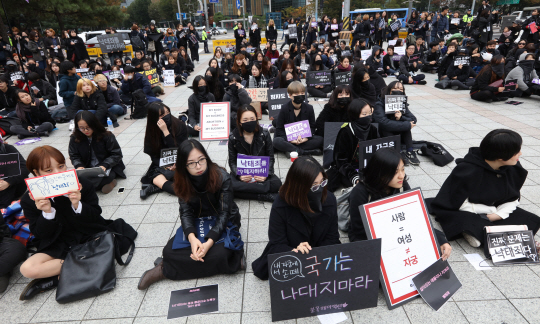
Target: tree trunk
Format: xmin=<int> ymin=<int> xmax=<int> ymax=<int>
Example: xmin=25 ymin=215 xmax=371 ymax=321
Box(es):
xmin=54 ymin=8 xmax=65 ymax=31
xmin=0 ymin=12 xmax=8 ymax=43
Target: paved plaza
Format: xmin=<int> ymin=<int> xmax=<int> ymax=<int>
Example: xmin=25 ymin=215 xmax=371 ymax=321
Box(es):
xmin=1 ymin=48 xmax=540 ymax=324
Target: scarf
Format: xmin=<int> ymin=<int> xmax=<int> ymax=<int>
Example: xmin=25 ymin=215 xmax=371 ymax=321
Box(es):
xmin=16 ymin=99 xmax=40 ymax=122
xmin=336 ymin=64 xmax=352 ymax=72
xmin=519 ymin=60 xmax=535 ymax=81
xmin=503 ymin=31 xmax=511 ymax=37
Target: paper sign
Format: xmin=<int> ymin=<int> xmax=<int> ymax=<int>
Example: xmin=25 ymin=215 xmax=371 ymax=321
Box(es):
xmin=311 ymin=22 xmax=318 ymax=28
xmin=268 ymin=88 xmax=289 ymax=119
xmin=384 ymin=95 xmax=407 ymax=114
xmin=236 ymin=154 xmax=269 ymax=177
xmin=200 ymin=102 xmax=230 ymax=141
xmin=285 ymin=120 xmax=312 ymax=141
xmin=360 ymin=189 xmax=441 ymax=309
xmin=288 ymin=25 xmax=297 ymax=39
xmin=358 ymin=135 xmax=401 ymax=169
xmin=529 ymin=22 xmax=537 ymax=34
xmin=167 ymin=284 xmax=218 ymax=319
xmin=108 ymin=70 xmax=123 ymax=80
xmin=504 ymin=79 xmax=518 ymax=92
xmin=360 ymin=50 xmax=372 ymax=61
xmin=268 ymin=240 xmax=381 ymax=322
xmin=56 ymin=81 xmax=64 ymax=105
xmin=451 ymin=18 xmax=461 ymax=25
xmin=390 ymin=21 xmax=401 ymax=31
xmin=250 ymin=102 xmax=262 ymax=119
xmin=532 ymin=78 xmax=540 ymax=85
xmin=137 ymin=68 xmax=159 ymax=85
xmin=487 ymin=230 xmax=539 ymax=265
xmin=25 ymin=170 xmax=81 ymax=199
xmin=394 ymin=46 xmax=406 ymax=56
xmin=323 ymin=122 xmax=344 ymax=168
xmin=0 ymin=153 xmax=21 ymax=179
xmin=389 ymin=40 xmax=398 ymax=46
xmin=454 ymin=56 xmax=470 ymax=66
xmin=318 ymin=312 xmax=347 ymax=324
xmin=464 ymin=253 xmax=492 ymax=270
xmin=340 ymin=50 xmax=351 ymax=57
xmin=245 ymin=88 xmax=268 ymax=102
xmin=334 ymin=72 xmax=352 ymax=86
xmin=97 ymin=34 xmax=126 ymax=53
xmin=10 ymin=71 xmax=24 ymax=82
xmin=412 ymin=259 xmax=462 ymax=311
xmin=238 ymin=29 xmax=245 ymax=37
xmin=271 ymin=58 xmax=278 ymax=64
xmin=306 ymin=71 xmax=332 ymax=87
xmin=159 ymin=148 xmax=178 ymax=167
xmin=163 ymin=70 xmax=175 ymax=87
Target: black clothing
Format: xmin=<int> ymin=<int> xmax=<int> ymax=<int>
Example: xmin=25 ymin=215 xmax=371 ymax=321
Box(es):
xmin=266 ymin=26 xmax=278 ymax=42
xmin=0 ymin=237 xmax=27 ymax=277
xmin=66 ymin=36 xmax=89 ymax=63
xmin=223 ymin=87 xmax=252 ymax=127
xmin=31 ymin=79 xmax=58 ymax=105
xmin=351 ymin=73 xmax=378 ymax=106
xmin=470 ymin=65 xmax=502 ymax=101
xmin=69 ymin=90 xmax=108 ymax=124
xmin=17 ymin=101 xmax=56 ymax=129
xmin=0 ymin=87 xmax=17 ymax=114
xmin=273 ymin=101 xmax=323 ymax=154
xmin=373 ymin=97 xmax=416 ymax=134
xmin=252 ymin=193 xmax=341 ymax=280
xmin=249 ymin=27 xmax=261 ymax=49
xmin=187 ymin=92 xmax=216 ymax=128
xmin=69 ymin=132 xmax=126 ymax=179
xmin=234 ymin=28 xmax=247 ymax=51
xmin=0 ymin=144 xmax=29 ymax=209
xmin=314 ymin=103 xmax=349 ymax=136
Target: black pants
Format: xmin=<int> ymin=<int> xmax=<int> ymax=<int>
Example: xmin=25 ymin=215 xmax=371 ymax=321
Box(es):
xmin=97 ymin=170 xmax=117 ymax=191
xmin=203 ymin=40 xmax=209 ymax=53
xmin=326 ymin=166 xmax=354 ymax=192
xmin=398 ymin=73 xmax=425 ymax=84
xmin=470 ymin=90 xmax=498 ymax=102
xmin=0 ymin=182 xmax=27 ymax=209
xmin=451 ymin=79 xmax=475 ymax=90
xmin=273 ymin=135 xmax=324 ymax=155
xmin=0 ymin=238 xmax=27 ymax=277
xmin=231 ymin=174 xmax=282 ymax=200
xmin=507 ymin=88 xmax=532 ymax=98
xmin=10 ymin=123 xmax=54 ymax=137
xmin=382 ymin=129 xmax=413 ymax=150
xmin=187 ymin=125 xmax=200 ymax=137
xmin=190 ymin=45 xmax=199 ymax=62
xmin=307 ymin=85 xmax=332 ymax=98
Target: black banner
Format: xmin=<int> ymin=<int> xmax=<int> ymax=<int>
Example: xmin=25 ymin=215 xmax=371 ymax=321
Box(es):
xmin=167 ymin=284 xmax=218 ymax=319
xmin=159 ymin=148 xmax=178 ymax=167
xmin=268 ymin=88 xmax=289 ymax=119
xmin=334 ymin=71 xmax=352 ymax=87
xmin=306 ymin=71 xmax=332 ymax=87
xmin=454 ymin=56 xmax=470 ymax=66
xmin=323 ymin=122 xmax=344 ymax=168
xmin=412 ymin=259 xmax=462 ymax=311
xmin=268 ymin=240 xmax=381 ymax=322
xmin=97 ymin=34 xmax=126 ymax=53
xmin=358 ymin=135 xmax=401 ymax=169
xmin=487 ymin=230 xmax=539 ymax=265
xmin=0 ymin=153 xmax=21 ymax=179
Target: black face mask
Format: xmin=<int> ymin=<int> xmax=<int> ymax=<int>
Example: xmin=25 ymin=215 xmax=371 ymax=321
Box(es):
xmin=486 ymin=48 xmax=494 ymax=53
xmin=307 ymin=186 xmax=324 ymax=214
xmin=293 ymin=95 xmax=305 ymax=105
xmin=315 ymin=59 xmax=322 ymax=66
xmin=198 ymin=86 xmax=207 ymax=95
xmin=28 ymin=64 xmax=36 ymax=70
xmin=351 ymin=115 xmax=372 ymax=140
xmin=95 ymin=70 xmax=103 ymax=74
xmin=161 ymin=114 xmax=172 ymax=127
xmin=229 ymin=83 xmax=238 ymax=95
xmin=337 ymin=97 xmax=351 ymax=106
xmin=284 ymin=79 xmax=294 ymax=87
xmin=188 ymin=167 xmax=209 ymax=192
xmin=391 ymin=90 xmax=404 ymax=95
xmin=301 ymin=49 xmax=307 ymax=54
xmin=241 ymin=120 xmax=257 ymax=133
xmin=492 ymin=63 xmax=505 ymax=77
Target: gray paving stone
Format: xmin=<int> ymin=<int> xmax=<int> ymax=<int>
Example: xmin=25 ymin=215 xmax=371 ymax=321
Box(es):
xmin=134 ymin=316 xmax=186 ymax=324
xmin=135 ymin=223 xmax=176 ymax=247
xmin=403 ymin=301 xmax=468 ymax=324
xmin=245 ymin=242 xmax=267 ymax=273
xmin=137 ymin=279 xmax=197 ymax=317
xmin=111 ymin=204 xmax=151 ymax=224
xmin=483 ymin=266 xmax=540 ymax=298
xmin=242 ymin=274 xmax=271 ymax=312
xmin=350 ymin=305 xmax=411 ymax=323
xmin=81 ymin=318 xmax=134 ymax=324
xmin=450 ymin=261 xmax=506 ymax=301
xmin=185 ymin=312 xmax=240 ymax=323
xmin=456 ymin=300 xmax=528 ymax=324
xmin=509 ymin=298 xmax=540 ymax=323
xmin=240 ymin=312 xmax=295 ymax=324
xmin=0 ymin=283 xmax=53 ymax=324
xmin=248 ymin=218 xmax=270 ymax=243
xmin=248 ymin=200 xmax=273 ymax=219
xmin=142 ymin=203 xmax=180 ymax=223
xmin=115 ymin=247 xmax=162 ymax=279
xmin=195 ymin=273 xmax=244 ymax=313
xmin=30 ymin=292 xmax=94 ymax=323
xmin=84 ymin=278 xmax=145 ymax=319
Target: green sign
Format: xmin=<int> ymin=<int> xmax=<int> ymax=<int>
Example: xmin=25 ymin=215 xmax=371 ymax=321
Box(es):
xmin=497 ymin=0 xmax=520 ymax=5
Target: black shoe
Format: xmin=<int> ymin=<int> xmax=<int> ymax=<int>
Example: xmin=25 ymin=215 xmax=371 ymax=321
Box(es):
xmin=302 ymin=149 xmax=322 ymax=156
xmin=17 ymin=134 xmax=27 ymax=139
xmin=19 ymin=276 xmax=59 ymax=301
xmin=495 ymin=96 xmax=509 ymax=102
xmin=240 ymin=255 xmax=246 ymax=270
xmin=451 ymin=85 xmax=459 ymax=90
xmin=140 ymin=184 xmax=162 ymax=200
xmin=113 ymin=122 xmax=120 ymax=128
xmin=406 ymin=151 xmax=420 ymax=165
xmin=400 ymin=151 xmax=410 ymax=166
xmin=0 ymin=274 xmax=10 ymax=293
xmin=418 ymin=80 xmax=427 ymax=85
xmin=258 ymin=193 xmax=278 ymax=202
xmin=38 ymin=131 xmax=49 ymax=137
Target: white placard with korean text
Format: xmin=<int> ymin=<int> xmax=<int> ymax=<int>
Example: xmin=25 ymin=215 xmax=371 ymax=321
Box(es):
xmin=25 ymin=170 xmax=81 ymax=199
xmin=200 ymin=102 xmax=230 ymax=141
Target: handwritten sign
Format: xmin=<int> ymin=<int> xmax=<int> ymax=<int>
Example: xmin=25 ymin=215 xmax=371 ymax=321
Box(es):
xmin=384 ymin=95 xmax=407 ymax=114
xmin=137 ymin=68 xmax=159 ymax=85
xmin=306 ymin=71 xmax=332 ymax=87
xmin=360 ymin=189 xmax=441 ymax=309
xmin=0 ymin=153 xmax=21 ymax=179
xmin=268 ymin=240 xmax=381 ymax=322
xmin=76 ymin=68 xmax=96 ymax=80
xmin=361 ymin=50 xmax=372 ymax=61
xmin=390 ymin=21 xmax=401 ymax=31
xmin=504 ymin=79 xmax=518 ymax=92
xmin=159 ymin=148 xmax=178 ymax=167
xmin=25 ymin=169 xmax=81 ymax=199
xmin=10 ymin=71 xmax=24 ymax=82
xmin=167 ymin=284 xmax=218 ymax=319
xmin=408 ymin=54 xmax=421 ymax=64
xmin=268 ymin=88 xmax=289 ymax=119
xmin=236 ymin=154 xmax=269 ymax=177
xmin=394 ymin=46 xmax=406 ymax=56
xmin=487 ymin=230 xmax=539 ymax=265
xmin=97 ymin=34 xmax=126 ymax=53
xmin=163 ymin=70 xmax=175 ymax=87
xmin=106 ymin=70 xmax=123 ymax=80
xmin=200 ymin=102 xmax=230 ymax=141
xmin=245 ymin=88 xmax=268 ymax=102
xmin=358 ymin=135 xmax=401 ymax=169
xmin=454 ymin=56 xmax=470 ymax=66
xmin=340 ymin=50 xmax=351 ymax=57
xmin=412 ymin=259 xmax=461 ymax=311
xmin=285 ymin=120 xmax=312 ymax=141
xmin=334 ymin=72 xmax=351 ymax=87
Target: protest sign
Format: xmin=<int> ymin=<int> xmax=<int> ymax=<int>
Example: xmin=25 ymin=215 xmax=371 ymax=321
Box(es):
xmin=361 ymin=50 xmax=372 ymax=61
xmin=159 ymin=148 xmax=178 ymax=167
xmin=311 ymin=22 xmax=318 ymax=28
xmin=388 ymin=40 xmax=398 ymax=46
xmin=250 ymin=102 xmax=262 ymax=119
xmin=167 ymin=284 xmax=218 ymax=319
xmin=285 ymin=120 xmax=312 ymax=141
xmin=76 ymin=68 xmax=96 ymax=80
xmin=412 ymin=259 xmax=461 ymax=311
xmin=323 ymin=122 xmax=344 ymax=168
xmin=334 ymin=71 xmax=352 ymax=87
xmin=238 ymin=29 xmax=245 ymax=37
xmin=394 ymin=46 xmax=406 ymax=56
xmin=0 ymin=153 xmax=21 ymax=179
xmin=246 ymin=47 xmax=255 ymax=54
xmin=224 ymin=47 xmax=235 ymax=53
xmin=454 ymin=56 xmax=470 ymax=66
xmin=504 ymin=79 xmax=518 ymax=92
xmin=384 ymin=95 xmax=407 ymax=114
xmin=236 ymin=154 xmax=270 ymax=177
xmin=245 ymin=88 xmax=268 ymax=102
xmin=97 ymin=34 xmax=126 ymax=53
xmin=360 ymin=189 xmax=441 ymax=309
xmin=532 ymin=78 xmax=540 ymax=85
xmin=288 ymin=25 xmax=298 ymax=39
xmin=268 ymin=240 xmax=381 ymax=322
xmin=300 ymin=63 xmax=309 ymax=72
xmin=107 ymin=70 xmax=123 ymax=80
xmin=138 ymin=68 xmax=159 ymax=85
xmin=390 ymin=21 xmax=401 ymax=31
xmin=25 ymin=170 xmax=81 ymax=199
xmin=358 ymin=135 xmax=400 ymax=169
xmin=529 ymin=22 xmax=538 ymax=34
xmin=56 ymin=81 xmax=64 ymax=105
xmin=306 ymin=71 xmax=332 ymax=87
xmin=408 ymin=54 xmax=421 ymax=64
xmin=10 ymin=71 xmax=24 ymax=82
xmin=487 ymin=230 xmax=539 ymax=265
xmin=268 ymin=88 xmax=289 ymax=119
xmin=340 ymin=49 xmax=351 ymax=57
xmin=451 ymin=18 xmax=461 ymax=25
xmin=163 ymin=70 xmax=175 ymax=87
xmin=200 ymin=102 xmax=230 ymax=141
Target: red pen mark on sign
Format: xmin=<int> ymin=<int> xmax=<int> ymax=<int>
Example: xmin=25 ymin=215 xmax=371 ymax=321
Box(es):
xmin=391 ymin=271 xmax=421 ymax=284
xmin=373 ymin=201 xmax=417 ymax=214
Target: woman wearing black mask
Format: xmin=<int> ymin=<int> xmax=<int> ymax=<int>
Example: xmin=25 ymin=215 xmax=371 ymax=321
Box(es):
xmin=505 ymin=53 xmax=539 ymax=97
xmin=228 ymin=105 xmax=282 ymax=202
xmin=252 ymin=156 xmax=341 ymax=280
xmin=307 ymin=54 xmax=332 ymax=98
xmin=205 ymin=67 xmax=225 ymax=101
xmin=373 ymin=81 xmax=419 ymax=166
xmin=272 ymin=59 xmax=299 ymax=89
xmin=350 ymin=66 xmax=377 ymax=106
xmin=326 ymin=98 xmax=379 ymax=192
xmin=140 ymin=102 xmax=188 ymax=199
xmin=294 ymin=46 xmax=310 ymax=77
xmin=187 ymin=76 xmax=216 ymax=137
xmin=470 ymin=55 xmax=508 ymax=102
xmin=223 ymin=74 xmax=252 ymax=129
xmin=66 ymin=30 xmax=89 ymax=64
xmin=314 ymin=85 xmax=351 ymax=137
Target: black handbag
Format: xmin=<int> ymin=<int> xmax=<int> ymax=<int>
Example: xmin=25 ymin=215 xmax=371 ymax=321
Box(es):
xmin=55 ymin=230 xmax=135 ymax=304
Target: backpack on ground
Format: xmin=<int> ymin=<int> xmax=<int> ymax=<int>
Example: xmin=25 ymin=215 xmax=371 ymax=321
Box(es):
xmin=0 ymin=116 xmax=22 ymax=135
xmin=130 ymin=89 xmax=148 ymax=119
xmin=417 ymin=141 xmax=454 ymax=166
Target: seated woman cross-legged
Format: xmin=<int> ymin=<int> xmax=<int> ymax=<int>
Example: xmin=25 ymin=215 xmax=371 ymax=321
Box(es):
xmin=348 ymin=148 xmax=453 ymax=259
xmin=429 ymin=129 xmax=540 ymax=248
xmin=138 ymin=139 xmax=244 ymax=289
xmin=252 ymin=157 xmax=341 ymax=280
xmin=10 ymin=90 xmax=56 ymax=139
xmin=228 ymin=105 xmax=282 ymax=203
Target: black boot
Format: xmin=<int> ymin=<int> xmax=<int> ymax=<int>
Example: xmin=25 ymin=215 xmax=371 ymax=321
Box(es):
xmin=37 ymin=131 xmax=49 ymax=137
xmin=140 ymin=184 xmax=162 ymax=200
xmin=257 ymin=193 xmax=278 ymax=202
xmin=19 ymin=276 xmax=59 ymax=301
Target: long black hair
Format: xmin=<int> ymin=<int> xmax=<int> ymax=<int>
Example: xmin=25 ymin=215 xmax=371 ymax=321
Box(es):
xmin=191 ymin=75 xmax=206 ymax=95
xmin=144 ymin=102 xmax=183 ymax=157
xmin=380 ymin=80 xmax=406 ymax=101
xmin=362 ymin=148 xmax=406 ymax=195
xmin=72 ymin=111 xmax=110 ymax=142
xmin=328 ymin=85 xmax=352 ymax=110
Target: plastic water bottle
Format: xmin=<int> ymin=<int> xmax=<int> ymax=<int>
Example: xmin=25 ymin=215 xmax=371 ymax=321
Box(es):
xmin=69 ymin=120 xmax=75 ymax=132
xmin=107 ymin=118 xmax=114 ymax=132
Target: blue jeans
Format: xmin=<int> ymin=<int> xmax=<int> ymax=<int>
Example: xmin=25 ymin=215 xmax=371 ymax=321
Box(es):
xmin=320 ymin=34 xmax=328 ymax=41
xmin=109 ymin=104 xmax=125 ymax=116
xmin=387 ymin=68 xmax=399 ymax=74
xmin=77 ymin=109 xmax=97 ymax=115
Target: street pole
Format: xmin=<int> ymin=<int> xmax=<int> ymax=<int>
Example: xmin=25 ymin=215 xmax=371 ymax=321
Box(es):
xmin=471 ymin=0 xmax=476 ymax=16
xmin=343 ymin=0 xmax=350 ymax=20
xmin=407 ymin=0 xmax=413 ymax=21
xmin=242 ymin=0 xmax=246 ymax=30
xmin=315 ymin=0 xmax=318 ymax=20
xmin=203 ymin=0 xmax=209 ymax=29
xmin=269 ymin=0 xmax=271 ymax=13
xmin=176 ymin=0 xmax=183 ymax=25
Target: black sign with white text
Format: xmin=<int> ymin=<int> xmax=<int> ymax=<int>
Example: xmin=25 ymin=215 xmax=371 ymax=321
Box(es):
xmin=334 ymin=71 xmax=352 ymax=87
xmin=487 ymin=230 xmax=539 ymax=265
xmin=323 ymin=122 xmax=344 ymax=168
xmin=412 ymin=259 xmax=462 ymax=311
xmin=0 ymin=153 xmax=21 ymax=179
xmin=97 ymin=34 xmax=126 ymax=53
xmin=358 ymin=135 xmax=401 ymax=169
xmin=268 ymin=88 xmax=290 ymax=119
xmin=159 ymin=148 xmax=178 ymax=167
xmin=454 ymin=56 xmax=470 ymax=66
xmin=306 ymin=71 xmax=332 ymax=87
xmin=167 ymin=284 xmax=219 ymax=319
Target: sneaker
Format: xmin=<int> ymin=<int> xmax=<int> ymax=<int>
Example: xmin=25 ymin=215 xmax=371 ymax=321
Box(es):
xmin=418 ymin=80 xmax=427 ymax=85
xmin=451 ymin=85 xmax=459 ymax=90
xmin=406 ymin=151 xmax=420 ymax=165
xmin=463 ymin=232 xmax=481 ymax=248
xmin=400 ymin=151 xmax=410 ymax=166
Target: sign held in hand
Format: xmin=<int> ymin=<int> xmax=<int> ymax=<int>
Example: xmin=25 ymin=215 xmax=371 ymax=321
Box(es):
xmin=97 ymin=34 xmax=126 ymax=53
xmin=268 ymin=88 xmax=289 ymax=119
xmin=200 ymin=102 xmax=230 ymax=141
xmin=285 ymin=120 xmax=312 ymax=141
xmin=0 ymin=153 xmax=21 ymax=179
xmin=384 ymin=95 xmax=407 ymax=114
xmin=358 ymin=135 xmax=401 ymax=169
xmin=159 ymin=148 xmax=178 ymax=167
xmin=25 ymin=170 xmax=81 ymax=199
xmin=236 ymin=154 xmax=270 ymax=177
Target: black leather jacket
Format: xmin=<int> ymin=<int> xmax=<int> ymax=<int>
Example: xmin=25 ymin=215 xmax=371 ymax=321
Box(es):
xmin=68 ymin=132 xmax=126 ymax=178
xmin=179 ymin=168 xmax=241 ymax=243
xmin=228 ymin=127 xmax=275 ymax=177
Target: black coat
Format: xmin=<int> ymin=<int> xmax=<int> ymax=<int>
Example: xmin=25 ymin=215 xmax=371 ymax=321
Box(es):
xmin=18 ymin=101 xmax=56 ymax=129
xmin=0 ymin=143 xmax=29 ymax=211
xmin=252 ymin=193 xmax=341 ymax=280
xmin=66 ymin=36 xmax=89 ymax=62
xmin=234 ymin=28 xmax=247 ymax=46
xmin=446 ymin=63 xmax=477 ymax=82
xmin=373 ymin=97 xmax=417 ymax=134
xmin=0 ymin=86 xmax=18 ymax=112
xmin=32 ymin=79 xmax=57 ymax=103
xmin=223 ymin=87 xmax=252 ymax=114
xmin=68 ymin=90 xmax=108 ymax=123
xmin=180 ymin=168 xmax=241 ymax=243
xmin=274 ymin=101 xmax=317 ymax=140
xmin=187 ymin=92 xmax=216 ymax=127
xmin=314 ymin=103 xmax=349 ymax=136
xmin=43 ymin=36 xmax=64 ymax=59
xmin=470 ymin=65 xmax=501 ymax=93
xmin=69 ymin=133 xmax=126 ymax=178
xmin=228 ymin=127 xmax=275 ymax=176
xmin=266 ymin=26 xmax=278 ymax=41
xmin=249 ymin=27 xmax=261 ymax=45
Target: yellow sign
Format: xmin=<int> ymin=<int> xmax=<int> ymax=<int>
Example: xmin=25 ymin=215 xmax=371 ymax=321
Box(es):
xmin=87 ymin=44 xmax=134 ymax=57
xmin=398 ymin=31 xmax=408 ymax=39
xmin=137 ymin=68 xmax=159 ymax=85
xmin=212 ymin=38 xmax=267 ymax=52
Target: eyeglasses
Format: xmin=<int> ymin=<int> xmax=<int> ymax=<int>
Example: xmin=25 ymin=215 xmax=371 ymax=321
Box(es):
xmin=311 ymin=179 xmax=328 ymax=192
xmin=79 ymin=127 xmax=91 ymax=131
xmin=186 ymin=158 xmax=207 ymax=169
xmin=519 ymin=43 xmax=526 ymax=45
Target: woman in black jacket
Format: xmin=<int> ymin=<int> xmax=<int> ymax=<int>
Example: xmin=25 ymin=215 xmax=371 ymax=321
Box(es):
xmin=307 ymin=54 xmax=332 ymax=98
xmin=350 ymin=66 xmax=377 ymax=106
xmin=326 ymin=98 xmax=379 ymax=192
xmin=10 ymin=90 xmax=55 ymax=139
xmin=18 ymin=145 xmax=108 ymax=300
xmin=314 ymin=85 xmax=351 ymax=137
xmin=141 ymin=102 xmax=188 ymax=199
xmin=45 ymin=62 xmax=61 ymax=89
xmin=266 ymin=19 xmax=278 ymax=44
xmin=445 ymin=48 xmax=477 ymax=90
xmin=138 ymin=139 xmax=244 ymax=288
xmin=252 ymin=156 xmax=341 ymax=280
xmin=0 ymin=141 xmax=29 ymax=209
xmin=43 ymin=28 xmax=64 ymax=61
xmin=205 ymin=67 xmax=225 ymax=101
xmin=66 ymin=30 xmax=89 ymax=64
xmin=69 ymin=78 xmax=109 ymax=125
xmin=249 ymin=21 xmax=261 ymax=50
xmin=234 ymin=22 xmax=247 ymax=52
xmin=187 ymin=25 xmax=201 ymax=63
xmin=470 ymin=55 xmax=507 ymax=102
xmin=69 ymin=111 xmax=125 ymax=194
xmin=348 ymin=148 xmax=453 ymax=260
xmin=228 ymin=105 xmax=282 ymax=202
xmin=179 ymin=47 xmax=195 ymax=72
xmin=187 ymin=76 xmax=216 ymax=137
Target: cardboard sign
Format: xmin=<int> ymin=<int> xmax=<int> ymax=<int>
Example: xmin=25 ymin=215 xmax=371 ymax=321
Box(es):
xmin=250 ymin=102 xmax=262 ymax=119
xmin=323 ymin=122 xmax=344 ymax=168
xmin=334 ymin=71 xmax=352 ymax=87
xmin=97 ymin=34 xmax=126 ymax=53
xmin=285 ymin=120 xmax=312 ymax=141
xmin=288 ymin=25 xmax=298 ymax=39
xmin=268 ymin=240 xmax=381 ymax=322
xmin=451 ymin=18 xmax=461 ymax=25
xmin=340 ymin=50 xmax=351 ymax=57
xmin=384 ymin=95 xmax=407 ymax=114
xmin=159 ymin=148 xmax=178 ymax=167
xmin=245 ymin=88 xmax=268 ymax=102
xmin=200 ymin=102 xmax=230 ymax=141
xmin=10 ymin=71 xmax=24 ymax=82
xmin=390 ymin=21 xmax=401 ymax=31
xmin=394 ymin=46 xmax=406 ymax=56
xmin=361 ymin=50 xmax=372 ymax=61
xmin=236 ymin=154 xmax=269 ymax=177
xmin=306 ymin=71 xmax=332 ymax=87
xmin=0 ymin=153 xmax=21 ymax=179
xmin=268 ymin=88 xmax=289 ymax=119
xmin=412 ymin=259 xmax=462 ymax=311
xmin=454 ymin=56 xmax=470 ymax=66
xmin=360 ymin=189 xmax=441 ymax=309
xmin=25 ymin=170 xmax=81 ymax=199
xmin=163 ymin=70 xmax=175 ymax=87
xmin=167 ymin=284 xmax=218 ymax=319
xmin=358 ymin=135 xmax=401 ymax=169
xmin=487 ymin=230 xmax=539 ymax=265
xmin=504 ymin=79 xmax=518 ymax=92
xmin=138 ymin=68 xmax=159 ymax=85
